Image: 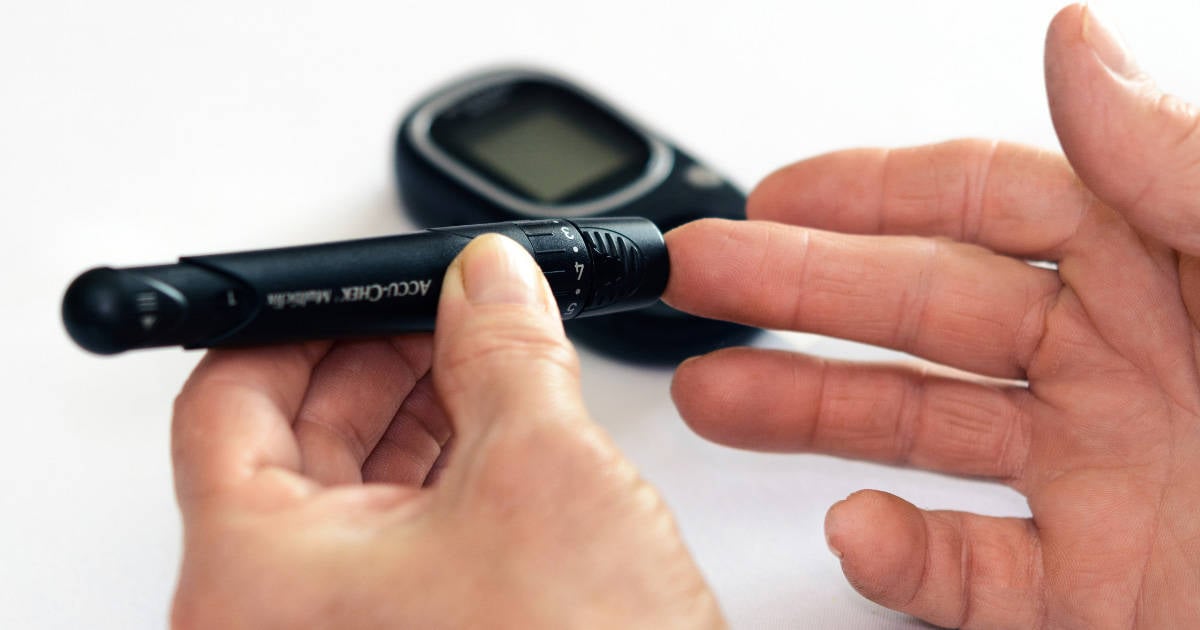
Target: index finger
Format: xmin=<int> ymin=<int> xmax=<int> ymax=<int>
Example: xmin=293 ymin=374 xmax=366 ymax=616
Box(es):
xmin=171 ymin=341 xmax=331 ymax=510
xmin=664 ymin=219 xmax=1060 ymax=379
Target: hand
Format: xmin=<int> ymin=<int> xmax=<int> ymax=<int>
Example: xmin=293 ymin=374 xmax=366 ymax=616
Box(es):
xmin=666 ymin=5 xmax=1199 ymax=628
xmin=169 ymin=235 xmax=722 ymax=629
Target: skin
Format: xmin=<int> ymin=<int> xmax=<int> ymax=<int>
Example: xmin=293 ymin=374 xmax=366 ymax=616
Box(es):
xmin=171 ymin=235 xmax=723 ymax=629
xmin=170 ymin=5 xmax=1199 ymax=629
xmin=668 ymin=5 xmax=1200 ymax=628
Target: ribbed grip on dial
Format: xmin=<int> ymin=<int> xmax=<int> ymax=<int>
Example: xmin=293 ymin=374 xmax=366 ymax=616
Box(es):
xmin=580 ymin=228 xmax=644 ymax=310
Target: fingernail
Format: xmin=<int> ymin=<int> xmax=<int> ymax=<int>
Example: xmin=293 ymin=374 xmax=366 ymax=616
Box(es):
xmin=825 ymin=533 xmax=844 ymax=559
xmin=1082 ymin=4 xmax=1138 ymax=79
xmin=824 ymin=499 xmax=847 ymax=560
xmin=460 ymin=235 xmax=542 ymax=306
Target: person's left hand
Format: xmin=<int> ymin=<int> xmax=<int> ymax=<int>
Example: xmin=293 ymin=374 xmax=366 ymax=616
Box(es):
xmin=663 ymin=5 xmax=1200 ymax=627
xmin=169 ymin=235 xmax=722 ymax=629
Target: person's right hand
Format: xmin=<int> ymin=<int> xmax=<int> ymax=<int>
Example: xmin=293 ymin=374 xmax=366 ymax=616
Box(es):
xmin=666 ymin=4 xmax=1200 ymax=628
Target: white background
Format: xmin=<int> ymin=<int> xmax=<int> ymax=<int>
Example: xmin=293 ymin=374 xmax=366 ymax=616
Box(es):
xmin=2 ymin=0 xmax=1198 ymax=628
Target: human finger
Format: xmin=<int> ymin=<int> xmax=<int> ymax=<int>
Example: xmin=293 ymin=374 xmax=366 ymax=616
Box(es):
xmin=748 ymin=140 xmax=1089 ymax=259
xmin=1046 ymin=4 xmax=1200 ymax=256
xmin=672 ymin=348 xmax=1031 ymax=482
xmin=1039 ymin=5 xmax=1200 ymax=390
xmin=361 ymin=373 xmax=452 ymax=486
xmin=664 ymin=219 xmax=1061 ymax=379
xmin=431 ymin=233 xmax=588 ymax=453
xmin=292 ymin=336 xmax=432 ymax=485
xmin=172 ymin=341 xmax=332 ymax=512
xmin=825 ymin=490 xmax=1044 ymax=629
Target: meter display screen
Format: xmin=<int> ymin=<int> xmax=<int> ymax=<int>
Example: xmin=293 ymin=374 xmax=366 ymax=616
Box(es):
xmin=431 ymin=82 xmax=650 ymax=205
xmin=464 ymin=106 xmax=630 ymax=202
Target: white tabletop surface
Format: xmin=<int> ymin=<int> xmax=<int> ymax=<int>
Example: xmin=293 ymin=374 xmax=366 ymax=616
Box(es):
xmin=2 ymin=1 xmax=1197 ymax=627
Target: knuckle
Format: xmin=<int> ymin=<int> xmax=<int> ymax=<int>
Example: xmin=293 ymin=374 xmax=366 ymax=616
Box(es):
xmin=1155 ymin=92 xmax=1200 ymax=153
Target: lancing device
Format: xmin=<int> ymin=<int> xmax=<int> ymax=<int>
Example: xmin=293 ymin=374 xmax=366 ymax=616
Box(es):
xmin=62 ymin=217 xmax=667 ymax=356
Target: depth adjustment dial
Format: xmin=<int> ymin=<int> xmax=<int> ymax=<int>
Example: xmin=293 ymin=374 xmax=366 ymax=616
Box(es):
xmin=516 ymin=220 xmax=595 ymax=319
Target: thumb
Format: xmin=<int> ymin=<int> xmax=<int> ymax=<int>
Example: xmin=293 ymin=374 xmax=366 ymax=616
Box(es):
xmin=1045 ymin=3 xmax=1200 ymax=254
xmin=432 ymin=233 xmax=586 ymax=446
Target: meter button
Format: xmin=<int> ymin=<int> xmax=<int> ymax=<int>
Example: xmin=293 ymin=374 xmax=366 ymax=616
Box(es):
xmin=685 ymin=164 xmax=724 ymax=189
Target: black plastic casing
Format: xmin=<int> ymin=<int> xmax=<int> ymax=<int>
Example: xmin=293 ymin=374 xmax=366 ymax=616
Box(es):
xmin=395 ymin=68 xmax=760 ymax=365
xmin=62 ymin=218 xmax=667 ymax=356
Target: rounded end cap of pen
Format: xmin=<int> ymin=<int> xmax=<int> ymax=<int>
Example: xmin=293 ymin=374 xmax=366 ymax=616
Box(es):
xmin=62 ymin=267 xmax=143 ymax=355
